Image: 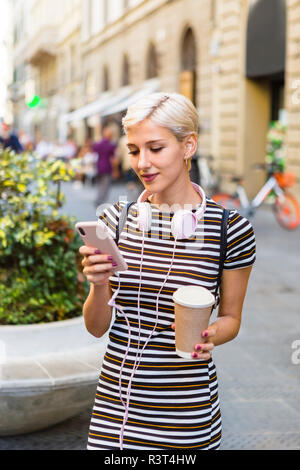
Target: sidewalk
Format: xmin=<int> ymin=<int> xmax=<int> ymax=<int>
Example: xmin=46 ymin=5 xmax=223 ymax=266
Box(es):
xmin=214 ymin=199 xmax=300 ymax=450
xmin=1 ymin=180 xmax=299 ymax=450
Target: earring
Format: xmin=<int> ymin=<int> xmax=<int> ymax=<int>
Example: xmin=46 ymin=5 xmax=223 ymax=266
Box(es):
xmin=185 ymin=155 xmax=189 ymax=168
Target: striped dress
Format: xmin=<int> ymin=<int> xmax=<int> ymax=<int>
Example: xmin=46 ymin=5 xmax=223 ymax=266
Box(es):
xmin=87 ymin=198 xmax=256 ymax=450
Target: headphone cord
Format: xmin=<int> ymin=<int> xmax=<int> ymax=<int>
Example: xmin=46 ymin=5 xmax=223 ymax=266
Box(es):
xmin=118 ymin=229 xmax=145 ymax=449
xmin=109 ymin=233 xmax=178 ymax=449
xmin=118 ymin=234 xmax=178 ymax=449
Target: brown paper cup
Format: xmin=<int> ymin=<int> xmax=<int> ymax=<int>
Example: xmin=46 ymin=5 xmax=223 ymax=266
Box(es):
xmin=173 ymin=286 xmax=215 ymax=359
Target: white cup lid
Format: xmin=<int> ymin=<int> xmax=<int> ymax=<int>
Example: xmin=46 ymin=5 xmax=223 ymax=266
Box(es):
xmin=173 ymin=286 xmax=215 ymax=309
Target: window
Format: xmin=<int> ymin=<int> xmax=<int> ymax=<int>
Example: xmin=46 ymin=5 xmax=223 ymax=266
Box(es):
xmin=60 ymin=52 xmax=66 ymax=86
xmin=70 ymin=45 xmax=76 ymax=81
xmin=103 ymin=65 xmax=110 ymax=91
xmin=85 ymin=71 xmax=96 ymax=98
xmin=122 ymin=55 xmax=130 ymax=86
xmin=104 ymin=0 xmax=108 ymax=25
xmin=88 ymin=0 xmax=92 ymax=36
xmin=211 ymin=0 xmax=216 ymax=26
xmin=146 ymin=43 xmax=159 ymax=79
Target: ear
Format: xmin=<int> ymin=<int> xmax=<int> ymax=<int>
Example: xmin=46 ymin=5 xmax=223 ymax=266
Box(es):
xmin=184 ymin=133 xmax=198 ymax=159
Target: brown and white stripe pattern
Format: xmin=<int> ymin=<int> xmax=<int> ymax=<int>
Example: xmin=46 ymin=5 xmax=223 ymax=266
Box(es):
xmin=87 ymin=199 xmax=256 ymax=450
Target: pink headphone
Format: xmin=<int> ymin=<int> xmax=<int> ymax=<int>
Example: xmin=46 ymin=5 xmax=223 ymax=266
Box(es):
xmin=136 ymin=182 xmax=206 ymax=239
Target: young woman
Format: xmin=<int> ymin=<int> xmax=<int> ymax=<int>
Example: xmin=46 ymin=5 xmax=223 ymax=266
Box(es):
xmin=79 ymin=93 xmax=256 ymax=450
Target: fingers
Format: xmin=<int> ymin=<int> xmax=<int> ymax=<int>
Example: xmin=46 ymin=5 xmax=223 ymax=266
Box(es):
xmin=79 ymin=245 xmax=112 ymax=267
xmin=79 ymin=245 xmax=99 ymax=256
xmin=171 ymin=322 xmax=215 ymax=360
xmin=202 ymin=327 xmax=217 ymax=339
xmin=191 ymin=327 xmax=217 ymax=360
xmin=83 ymin=262 xmax=113 ymax=274
xmin=82 ymin=254 xmax=112 ymax=267
xmin=171 ymin=324 xmax=217 ymax=337
xmin=85 ymin=270 xmax=113 ymax=284
xmin=191 ymin=342 xmax=214 ymax=360
xmin=79 ymin=245 xmax=114 ymax=285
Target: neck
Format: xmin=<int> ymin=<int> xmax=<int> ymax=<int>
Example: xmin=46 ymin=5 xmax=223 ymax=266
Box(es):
xmin=149 ymin=178 xmax=202 ymax=211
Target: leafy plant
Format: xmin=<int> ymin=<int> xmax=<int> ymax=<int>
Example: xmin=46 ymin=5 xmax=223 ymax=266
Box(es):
xmin=0 ymin=148 xmax=89 ymax=325
xmin=266 ymin=121 xmax=286 ymax=174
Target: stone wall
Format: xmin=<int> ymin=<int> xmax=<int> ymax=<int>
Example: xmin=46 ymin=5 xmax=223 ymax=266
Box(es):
xmin=286 ymin=0 xmax=300 ymax=196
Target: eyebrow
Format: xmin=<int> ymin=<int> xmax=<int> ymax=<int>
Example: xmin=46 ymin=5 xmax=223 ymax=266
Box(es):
xmin=127 ymin=140 xmax=166 ymax=148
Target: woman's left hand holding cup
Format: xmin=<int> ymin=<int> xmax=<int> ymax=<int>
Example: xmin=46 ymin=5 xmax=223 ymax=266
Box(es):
xmin=171 ymin=323 xmax=217 ymax=360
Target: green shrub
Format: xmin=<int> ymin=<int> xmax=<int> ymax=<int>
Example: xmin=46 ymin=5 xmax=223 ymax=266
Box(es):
xmin=0 ymin=148 xmax=89 ymax=325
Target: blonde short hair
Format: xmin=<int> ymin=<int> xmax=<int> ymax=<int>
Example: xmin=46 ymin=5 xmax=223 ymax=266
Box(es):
xmin=122 ymin=92 xmax=199 ymax=171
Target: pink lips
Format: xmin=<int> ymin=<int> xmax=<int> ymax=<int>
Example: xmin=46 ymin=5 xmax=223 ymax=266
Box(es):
xmin=142 ymin=173 xmax=159 ymax=182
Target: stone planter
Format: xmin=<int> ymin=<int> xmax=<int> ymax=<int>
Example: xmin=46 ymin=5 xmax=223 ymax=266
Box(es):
xmin=0 ymin=316 xmax=107 ymax=436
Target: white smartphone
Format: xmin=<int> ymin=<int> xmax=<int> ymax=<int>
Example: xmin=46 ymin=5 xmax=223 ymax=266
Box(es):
xmin=75 ymin=220 xmax=128 ymax=272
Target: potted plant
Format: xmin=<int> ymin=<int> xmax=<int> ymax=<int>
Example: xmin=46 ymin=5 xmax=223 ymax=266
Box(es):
xmin=0 ymin=149 xmax=107 ymax=436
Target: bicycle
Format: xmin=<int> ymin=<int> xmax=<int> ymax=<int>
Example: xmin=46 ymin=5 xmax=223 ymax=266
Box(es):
xmin=212 ymin=162 xmax=300 ymax=230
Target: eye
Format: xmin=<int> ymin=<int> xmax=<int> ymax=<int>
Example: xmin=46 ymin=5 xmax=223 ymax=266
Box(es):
xmin=128 ymin=150 xmax=139 ymax=156
xmin=151 ymin=147 xmax=163 ymax=153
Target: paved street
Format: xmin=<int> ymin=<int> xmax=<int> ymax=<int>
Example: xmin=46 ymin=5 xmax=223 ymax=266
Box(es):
xmin=1 ymin=179 xmax=299 ymax=450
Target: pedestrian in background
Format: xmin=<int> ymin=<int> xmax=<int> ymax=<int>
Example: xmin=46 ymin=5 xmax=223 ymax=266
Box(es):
xmin=61 ymin=134 xmax=78 ymax=163
xmin=18 ymin=130 xmax=33 ymax=152
xmin=93 ymin=125 xmax=117 ymax=206
xmin=35 ymin=136 xmax=52 ymax=160
xmin=0 ymin=122 xmax=23 ymax=153
xmin=115 ymin=133 xmax=142 ymax=200
xmin=73 ymin=138 xmax=98 ymax=189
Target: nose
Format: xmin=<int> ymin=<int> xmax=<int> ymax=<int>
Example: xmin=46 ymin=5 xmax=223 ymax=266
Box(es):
xmin=137 ymin=148 xmax=151 ymax=171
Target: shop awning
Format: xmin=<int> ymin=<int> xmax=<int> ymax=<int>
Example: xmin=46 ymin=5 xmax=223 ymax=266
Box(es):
xmin=101 ymin=78 xmax=160 ymax=116
xmin=246 ymin=0 xmax=286 ymax=79
xmin=58 ymin=79 xmax=160 ymax=142
xmin=60 ymin=88 xmax=129 ymax=125
xmin=60 ymin=78 xmax=160 ymax=125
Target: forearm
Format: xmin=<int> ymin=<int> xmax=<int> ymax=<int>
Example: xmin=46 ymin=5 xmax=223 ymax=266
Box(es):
xmin=207 ymin=314 xmax=241 ymax=347
xmin=207 ymin=267 xmax=252 ymax=347
xmin=83 ymin=282 xmax=113 ymax=338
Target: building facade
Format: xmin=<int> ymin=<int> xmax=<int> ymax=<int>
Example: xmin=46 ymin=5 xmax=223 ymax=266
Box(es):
xmin=0 ymin=0 xmax=13 ymax=123
xmin=9 ymin=0 xmax=300 ymax=197
xmin=286 ymin=0 xmax=300 ymax=197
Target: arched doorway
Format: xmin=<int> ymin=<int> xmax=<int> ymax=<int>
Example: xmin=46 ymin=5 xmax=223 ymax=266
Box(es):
xmin=179 ymin=27 xmax=197 ymax=106
xmin=243 ymin=0 xmax=286 ymax=197
xmin=246 ymin=0 xmax=286 ymax=122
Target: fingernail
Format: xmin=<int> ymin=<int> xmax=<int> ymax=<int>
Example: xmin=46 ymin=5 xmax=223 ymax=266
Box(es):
xmin=196 ymin=344 xmax=202 ymax=351
xmin=107 ymin=256 xmax=113 ymax=261
xmin=112 ymin=262 xmax=118 ymax=267
xmin=203 ymin=332 xmax=208 ymax=338
xmin=192 ymin=352 xmax=198 ymax=359
xmin=94 ymin=250 xmax=101 ymax=254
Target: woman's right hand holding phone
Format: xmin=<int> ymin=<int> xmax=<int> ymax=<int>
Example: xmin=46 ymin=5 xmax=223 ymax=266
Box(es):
xmin=79 ymin=246 xmax=116 ymax=286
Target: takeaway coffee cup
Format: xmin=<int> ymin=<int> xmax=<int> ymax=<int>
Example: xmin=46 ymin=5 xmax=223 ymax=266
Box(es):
xmin=173 ymin=286 xmax=215 ymax=359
